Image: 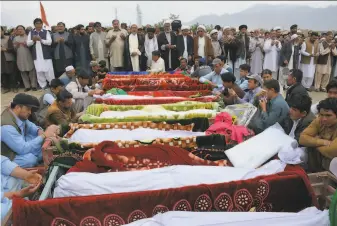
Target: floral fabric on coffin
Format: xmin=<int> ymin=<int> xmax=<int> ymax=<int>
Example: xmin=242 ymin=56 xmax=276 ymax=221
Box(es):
xmin=86 ymin=102 xmax=219 ymax=116
xmin=127 ymin=90 xmax=212 ymax=97
xmin=13 ymin=167 xmax=316 ymax=226
xmin=95 ymin=95 xmax=218 ymax=105
xmin=68 ymin=141 xmax=227 ymax=173
xmin=64 ymin=121 xmax=194 ymax=138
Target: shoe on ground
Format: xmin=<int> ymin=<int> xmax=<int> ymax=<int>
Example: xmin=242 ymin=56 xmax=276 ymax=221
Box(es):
xmin=24 ymin=88 xmax=31 ymax=92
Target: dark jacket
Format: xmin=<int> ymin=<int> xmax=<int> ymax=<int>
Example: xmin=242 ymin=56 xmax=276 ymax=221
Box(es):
xmin=279 ymin=42 xmax=300 ymax=69
xmin=285 ymin=83 xmax=308 ymax=104
xmin=235 ymin=33 xmax=250 ymax=60
xmin=124 ymin=34 xmax=146 ymax=71
xmin=176 ymin=35 xmax=194 ymax=59
xmin=279 ymin=112 xmax=315 ymax=143
xmin=157 ymin=31 xmax=179 ymax=70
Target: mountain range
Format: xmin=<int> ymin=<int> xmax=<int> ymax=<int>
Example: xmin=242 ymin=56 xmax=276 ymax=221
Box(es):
xmin=186 ymin=4 xmax=337 ymax=31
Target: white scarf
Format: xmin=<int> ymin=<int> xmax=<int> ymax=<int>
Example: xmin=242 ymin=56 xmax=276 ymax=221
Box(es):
xmin=145 ymin=34 xmax=158 ymax=67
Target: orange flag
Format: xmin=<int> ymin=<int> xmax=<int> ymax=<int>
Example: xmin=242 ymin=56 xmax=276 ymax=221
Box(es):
xmin=39 ymin=1 xmax=49 ymax=27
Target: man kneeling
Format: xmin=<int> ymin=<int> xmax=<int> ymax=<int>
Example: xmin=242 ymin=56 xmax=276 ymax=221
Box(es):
xmin=299 ymin=98 xmax=337 ymax=172
xmin=1 ymin=93 xmax=61 ymax=168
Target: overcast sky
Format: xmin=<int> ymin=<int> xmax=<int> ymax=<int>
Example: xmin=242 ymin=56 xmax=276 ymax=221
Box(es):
xmin=1 ymin=1 xmax=337 ymax=28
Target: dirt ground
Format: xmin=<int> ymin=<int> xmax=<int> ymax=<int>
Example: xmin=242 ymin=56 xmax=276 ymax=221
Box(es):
xmin=1 ymin=88 xmax=327 ymax=113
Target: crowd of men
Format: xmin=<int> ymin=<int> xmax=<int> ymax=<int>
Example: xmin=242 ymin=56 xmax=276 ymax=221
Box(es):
xmin=2 ymin=19 xmax=337 ymax=93
xmin=1 ymin=18 xmax=337 ymax=220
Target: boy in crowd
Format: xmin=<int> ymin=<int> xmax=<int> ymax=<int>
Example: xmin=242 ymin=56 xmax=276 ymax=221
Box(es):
xmin=300 ymin=98 xmax=337 ymax=172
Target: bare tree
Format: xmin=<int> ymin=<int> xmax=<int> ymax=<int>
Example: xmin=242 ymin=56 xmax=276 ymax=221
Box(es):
xmin=169 ymin=13 xmax=179 ymax=20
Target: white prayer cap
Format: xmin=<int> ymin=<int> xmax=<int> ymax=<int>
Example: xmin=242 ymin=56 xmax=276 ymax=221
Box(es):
xmin=273 ymin=26 xmax=282 ymax=31
xmin=297 ymin=30 xmax=302 ymax=34
xmin=210 ymin=29 xmax=218 ymax=36
xmin=335 ymin=35 xmax=337 ymax=39
xmin=197 ymin=25 xmax=206 ymax=31
xmin=291 ymin=34 xmax=298 ymax=40
xmin=181 ymin=25 xmax=190 ymax=31
xmin=223 ymin=26 xmax=230 ymax=31
xmin=164 ymin=20 xmax=172 ymax=25
xmin=65 ymin=65 xmax=74 ymax=72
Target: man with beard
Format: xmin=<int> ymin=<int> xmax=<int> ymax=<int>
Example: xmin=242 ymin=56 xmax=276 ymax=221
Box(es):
xmin=1 ymin=93 xmax=60 ymax=167
xmin=263 ymin=30 xmax=282 ymax=80
xmin=300 ymin=32 xmax=319 ymax=90
xmin=27 ymin=18 xmax=55 ymax=90
xmin=13 ymin=25 xmax=37 ymax=92
xmin=52 ymin=22 xmax=74 ymax=78
xmin=86 ymin=25 xmax=94 ymax=36
xmin=279 ymin=34 xmax=301 ymax=88
xmin=157 ymin=20 xmax=179 ymax=71
xmin=73 ymin=24 xmax=91 ymax=76
xmin=124 ymin=24 xmax=146 ymax=72
xmin=315 ymin=32 xmax=337 ymax=92
xmin=210 ymin=29 xmax=224 ymax=58
xmin=90 ymin=22 xmax=109 ymax=70
xmin=193 ymin=25 xmax=214 ymax=65
xmin=249 ymin=29 xmax=264 ymax=75
xmin=106 ymin=19 xmax=128 ymax=71
xmin=144 ymin=27 xmax=158 ymax=68
xmin=233 ymin=25 xmax=250 ymax=80
xmin=177 ymin=25 xmax=193 ymax=65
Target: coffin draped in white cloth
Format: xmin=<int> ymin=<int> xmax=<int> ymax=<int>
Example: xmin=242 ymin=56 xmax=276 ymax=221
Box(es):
xmin=125 ymin=207 xmax=329 ymax=226
xmin=54 ymin=163 xmax=287 ymax=198
xmin=225 ymin=124 xmax=298 ymax=169
xmin=67 ymin=128 xmax=205 ymax=144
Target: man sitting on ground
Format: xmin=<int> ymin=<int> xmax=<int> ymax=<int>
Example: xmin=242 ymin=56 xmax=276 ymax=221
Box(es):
xmin=234 ymin=74 xmax=263 ymax=104
xmin=45 ymin=89 xmax=82 ymax=136
xmin=175 ymin=58 xmax=191 ymax=74
xmin=235 ymin=64 xmax=251 ymax=91
xmin=300 ymin=98 xmax=337 ymax=172
xmin=249 ymin=80 xmax=289 ymax=134
xmin=35 ymin=78 xmax=64 ymax=127
xmin=311 ymin=79 xmax=337 ymax=115
xmin=199 ymin=58 xmax=227 ymax=93
xmin=1 ymin=93 xmax=60 ymax=167
xmin=1 ymin=156 xmax=42 ymax=220
xmin=220 ymin=72 xmax=245 ymax=105
xmin=66 ymin=72 xmax=102 ymax=114
xmin=279 ymin=94 xmax=315 ymax=142
xmin=261 ymin=69 xmax=284 ymax=96
xmin=285 ymin=69 xmax=308 ymax=104
xmin=59 ymin=65 xmax=76 ymax=86
xmin=190 ymin=57 xmax=212 ymax=78
xmin=148 ymin=50 xmax=165 ymax=73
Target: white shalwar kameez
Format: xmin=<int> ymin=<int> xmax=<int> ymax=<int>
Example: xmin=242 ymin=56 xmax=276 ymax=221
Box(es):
xmin=249 ymin=38 xmax=264 ymax=75
xmin=263 ymin=39 xmax=281 ymax=80
xmin=129 ymin=34 xmax=140 ymax=72
xmin=144 ymin=34 xmax=158 ymax=68
xmin=300 ymin=42 xmax=316 ymax=89
xmin=27 ymin=31 xmax=55 ymax=88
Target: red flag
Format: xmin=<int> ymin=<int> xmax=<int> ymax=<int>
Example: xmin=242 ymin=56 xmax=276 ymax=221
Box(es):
xmin=39 ymin=1 xmax=49 ymax=27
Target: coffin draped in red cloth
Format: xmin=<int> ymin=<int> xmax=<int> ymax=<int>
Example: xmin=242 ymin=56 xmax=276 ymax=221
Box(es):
xmin=95 ymin=96 xmax=218 ymax=105
xmin=127 ymin=90 xmax=212 ymax=97
xmin=69 ymin=141 xmax=227 ymax=173
xmin=13 ymin=167 xmax=317 ymax=226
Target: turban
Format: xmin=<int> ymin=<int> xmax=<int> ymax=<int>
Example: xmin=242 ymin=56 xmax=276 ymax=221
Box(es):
xmin=65 ymin=65 xmax=74 ymax=72
xmin=146 ymin=27 xmax=155 ymax=33
xmin=273 ymin=26 xmax=282 ymax=31
xmin=291 ymin=34 xmax=298 ymax=40
xmin=181 ymin=25 xmax=190 ymax=31
xmin=210 ymin=29 xmax=218 ymax=36
xmin=223 ymin=26 xmax=230 ymax=31
xmin=164 ymin=20 xmax=172 ymax=25
xmin=239 ymin=25 xmax=247 ymax=30
xmin=197 ymin=25 xmax=206 ymax=31
xmin=290 ymin=24 xmax=298 ymax=30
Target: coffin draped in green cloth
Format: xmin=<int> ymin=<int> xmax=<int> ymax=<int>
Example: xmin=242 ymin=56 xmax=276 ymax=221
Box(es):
xmin=85 ymin=101 xmax=220 ymax=116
